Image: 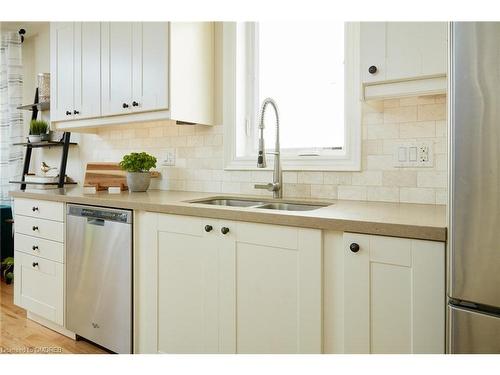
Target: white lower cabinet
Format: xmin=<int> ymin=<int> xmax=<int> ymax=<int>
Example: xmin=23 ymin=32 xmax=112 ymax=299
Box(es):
xmin=135 ymin=212 xmax=322 ymax=354
xmin=14 ymin=251 xmax=64 ymax=325
xmin=323 ymin=232 xmax=445 ymax=354
xmin=13 ymin=198 xmax=66 ymax=329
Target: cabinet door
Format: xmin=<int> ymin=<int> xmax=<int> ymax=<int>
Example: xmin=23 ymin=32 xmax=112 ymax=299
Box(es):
xmin=230 ymin=222 xmax=322 ymax=353
xmin=135 ymin=213 xmax=221 ymax=353
xmin=385 ymin=22 xmax=447 ymax=80
xmin=132 ymin=22 xmax=169 ymax=113
xmin=74 ymin=22 xmax=101 ymax=119
xmin=360 ymin=22 xmax=447 ymax=84
xmin=360 ymin=22 xmax=386 ymax=83
xmin=50 ymin=22 xmax=75 ymax=121
xmin=343 ymin=233 xmax=445 ymax=354
xmin=14 ymin=251 xmax=64 ymax=325
xmin=101 ymin=22 xmax=133 ymax=116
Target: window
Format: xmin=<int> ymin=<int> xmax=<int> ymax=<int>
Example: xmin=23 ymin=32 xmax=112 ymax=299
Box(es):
xmin=223 ymin=22 xmax=361 ymax=171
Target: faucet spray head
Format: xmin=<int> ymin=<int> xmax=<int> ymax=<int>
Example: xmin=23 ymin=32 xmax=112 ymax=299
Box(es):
xmin=257 ymin=129 xmax=266 ymax=168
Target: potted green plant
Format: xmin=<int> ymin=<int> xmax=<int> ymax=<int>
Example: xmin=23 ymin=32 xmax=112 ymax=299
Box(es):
xmin=119 ymin=152 xmax=157 ymax=192
xmin=29 ymin=119 xmax=49 ymax=143
xmin=1 ymin=257 xmax=14 ymax=285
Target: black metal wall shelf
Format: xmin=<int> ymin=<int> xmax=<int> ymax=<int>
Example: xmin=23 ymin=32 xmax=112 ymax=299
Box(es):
xmin=10 ymin=132 xmax=74 ymax=190
xmin=8 ymin=181 xmax=77 ymax=186
xmin=14 ymin=140 xmax=77 ymax=148
xmin=17 ymin=102 xmax=50 ymax=111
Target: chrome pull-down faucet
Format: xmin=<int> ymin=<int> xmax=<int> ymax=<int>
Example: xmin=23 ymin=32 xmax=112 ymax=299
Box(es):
xmin=254 ymin=98 xmax=282 ymax=199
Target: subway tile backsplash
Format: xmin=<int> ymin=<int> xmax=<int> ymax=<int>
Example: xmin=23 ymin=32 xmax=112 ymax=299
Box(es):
xmin=43 ymin=94 xmax=447 ymax=205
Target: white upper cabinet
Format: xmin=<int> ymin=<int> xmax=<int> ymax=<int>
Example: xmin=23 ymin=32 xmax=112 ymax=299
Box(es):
xmin=74 ymin=22 xmax=101 ymax=120
xmin=101 ymin=22 xmax=169 ymax=116
xmin=360 ymin=22 xmax=448 ymax=99
xmin=101 ymin=22 xmax=134 ymax=116
xmin=51 ymin=22 xmax=101 ymax=122
xmin=51 ymin=22 xmax=214 ymax=130
xmin=133 ymin=23 xmax=169 ymax=113
xmin=50 ymin=22 xmax=75 ymax=121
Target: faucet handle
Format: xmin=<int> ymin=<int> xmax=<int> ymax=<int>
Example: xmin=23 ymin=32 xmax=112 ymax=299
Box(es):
xmin=254 ymin=183 xmax=280 ymax=192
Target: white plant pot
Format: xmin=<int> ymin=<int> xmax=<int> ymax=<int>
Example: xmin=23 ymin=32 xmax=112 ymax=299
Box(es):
xmin=126 ymin=172 xmax=151 ymax=192
xmin=28 ymin=135 xmax=42 ymax=143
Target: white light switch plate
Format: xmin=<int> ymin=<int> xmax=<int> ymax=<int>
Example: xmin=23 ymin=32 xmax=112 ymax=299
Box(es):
xmin=393 ymin=141 xmax=433 ymax=168
xmin=161 ymin=149 xmax=176 ymax=167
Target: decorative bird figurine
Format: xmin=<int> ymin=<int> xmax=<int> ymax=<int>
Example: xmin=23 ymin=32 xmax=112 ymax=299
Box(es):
xmin=41 ymin=161 xmax=58 ymax=175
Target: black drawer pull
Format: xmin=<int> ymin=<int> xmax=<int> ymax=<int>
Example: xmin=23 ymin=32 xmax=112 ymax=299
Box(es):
xmin=32 ymin=245 xmax=39 ymax=251
xmin=32 ymin=206 xmax=39 ymax=212
xmin=32 ymin=262 xmax=39 ymax=268
xmin=32 ymin=226 xmax=39 ymax=231
xmin=205 ymin=225 xmax=213 ymax=232
xmin=221 ymin=227 xmax=230 ymax=235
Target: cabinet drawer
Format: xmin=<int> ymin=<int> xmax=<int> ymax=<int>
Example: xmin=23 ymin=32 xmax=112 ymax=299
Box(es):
xmin=15 ymin=233 xmax=64 ymax=263
xmin=14 ymin=251 xmax=64 ymax=325
xmin=15 ymin=215 xmax=64 ymax=243
xmin=15 ymin=198 xmax=64 ymax=222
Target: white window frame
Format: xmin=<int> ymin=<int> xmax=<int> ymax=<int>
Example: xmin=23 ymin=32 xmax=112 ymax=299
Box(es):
xmin=223 ymin=22 xmax=362 ymax=171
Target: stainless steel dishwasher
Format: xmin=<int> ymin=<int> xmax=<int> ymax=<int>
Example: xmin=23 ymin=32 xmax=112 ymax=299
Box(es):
xmin=66 ymin=204 xmax=132 ymax=354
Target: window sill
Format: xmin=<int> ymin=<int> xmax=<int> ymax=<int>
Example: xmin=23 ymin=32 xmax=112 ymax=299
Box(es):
xmin=225 ymin=157 xmax=361 ymax=172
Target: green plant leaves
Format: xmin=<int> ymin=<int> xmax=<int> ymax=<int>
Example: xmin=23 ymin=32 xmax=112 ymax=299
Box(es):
xmin=119 ymin=152 xmax=157 ymax=173
xmin=30 ymin=120 xmax=49 ymax=135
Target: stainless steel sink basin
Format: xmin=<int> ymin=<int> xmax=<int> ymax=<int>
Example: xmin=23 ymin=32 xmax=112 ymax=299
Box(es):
xmin=255 ymin=202 xmax=328 ymax=211
xmin=194 ymin=198 xmax=265 ymax=207
xmin=190 ymin=197 xmax=331 ymax=211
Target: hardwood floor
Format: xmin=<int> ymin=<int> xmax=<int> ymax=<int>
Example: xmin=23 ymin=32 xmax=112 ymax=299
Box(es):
xmin=0 ymin=280 xmax=107 ymax=354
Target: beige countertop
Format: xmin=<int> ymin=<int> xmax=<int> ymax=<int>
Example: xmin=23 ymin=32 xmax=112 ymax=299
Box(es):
xmin=10 ymin=188 xmax=447 ymax=241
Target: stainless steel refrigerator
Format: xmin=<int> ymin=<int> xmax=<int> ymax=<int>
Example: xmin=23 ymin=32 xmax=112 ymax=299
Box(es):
xmin=449 ymin=22 xmax=500 ymax=353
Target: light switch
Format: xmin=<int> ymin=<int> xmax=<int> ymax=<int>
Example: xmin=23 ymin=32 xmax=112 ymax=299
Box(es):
xmin=393 ymin=141 xmax=433 ymax=168
xmin=162 ymin=149 xmax=176 ymax=166
xmin=398 ymin=147 xmax=407 ymax=162
xmin=409 ymin=147 xmax=418 ymax=162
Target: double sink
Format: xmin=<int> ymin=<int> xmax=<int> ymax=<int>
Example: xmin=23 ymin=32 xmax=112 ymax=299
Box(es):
xmin=189 ymin=197 xmax=331 ymax=212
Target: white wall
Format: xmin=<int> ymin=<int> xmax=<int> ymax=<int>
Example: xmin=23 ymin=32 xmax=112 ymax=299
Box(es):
xmin=25 ymin=23 xmax=447 ymax=204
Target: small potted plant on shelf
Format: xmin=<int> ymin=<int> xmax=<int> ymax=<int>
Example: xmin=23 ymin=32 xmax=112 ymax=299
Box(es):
xmin=28 ymin=119 xmax=49 ymax=143
xmin=1 ymin=257 xmax=14 ymax=285
xmin=119 ymin=152 xmax=157 ymax=192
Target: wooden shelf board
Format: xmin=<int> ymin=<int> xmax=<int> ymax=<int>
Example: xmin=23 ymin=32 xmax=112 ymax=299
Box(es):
xmin=17 ymin=102 xmax=50 ymax=111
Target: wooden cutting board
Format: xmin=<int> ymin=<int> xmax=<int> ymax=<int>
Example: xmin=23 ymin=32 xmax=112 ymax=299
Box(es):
xmin=84 ymin=162 xmax=159 ymax=191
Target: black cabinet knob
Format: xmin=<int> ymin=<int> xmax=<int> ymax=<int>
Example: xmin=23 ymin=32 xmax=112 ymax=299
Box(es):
xmin=350 ymin=243 xmax=360 ymax=253
xmin=32 ymin=262 xmax=39 ymax=268
xmin=32 ymin=245 xmax=39 ymax=251
xmin=32 ymin=206 xmax=38 ymax=211
xmin=73 ymin=110 xmax=80 ymax=115
xmin=221 ymin=227 xmax=230 ymax=235
xmin=65 ymin=110 xmax=72 ymax=115
xmin=132 ymin=101 xmax=139 ymax=107
xmin=204 ymin=225 xmax=213 ymax=232
xmin=32 ymin=226 xmax=39 ymax=231
xmin=122 ymin=103 xmax=129 ymax=109
xmin=368 ymin=65 xmax=378 ymax=74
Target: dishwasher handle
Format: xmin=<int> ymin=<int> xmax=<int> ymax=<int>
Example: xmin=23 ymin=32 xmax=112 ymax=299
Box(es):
xmin=67 ymin=204 xmax=132 ymax=224
xmin=87 ymin=218 xmax=105 ymax=226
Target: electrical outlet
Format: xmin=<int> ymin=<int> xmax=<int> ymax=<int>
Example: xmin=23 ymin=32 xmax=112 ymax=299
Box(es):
xmin=161 ymin=149 xmax=176 ymax=166
xmin=419 ymin=144 xmax=429 ymax=163
xmin=393 ymin=141 xmax=433 ymax=168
